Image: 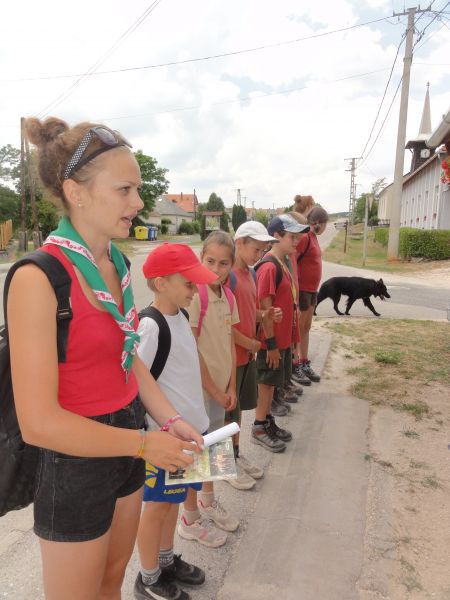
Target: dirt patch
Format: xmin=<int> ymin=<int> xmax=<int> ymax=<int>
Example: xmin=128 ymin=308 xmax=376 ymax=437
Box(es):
xmin=316 ymin=318 xmax=450 ymax=599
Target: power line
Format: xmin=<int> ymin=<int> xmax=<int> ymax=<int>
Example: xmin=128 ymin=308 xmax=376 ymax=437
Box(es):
xmin=36 ymin=0 xmax=164 ymax=117
xmin=357 ymin=33 xmax=406 ymax=163
xmin=96 ymin=66 xmax=393 ymax=123
xmin=4 ymin=16 xmax=398 ymax=84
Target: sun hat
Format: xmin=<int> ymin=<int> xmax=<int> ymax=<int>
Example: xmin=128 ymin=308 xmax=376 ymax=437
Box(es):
xmin=234 ymin=220 xmax=278 ymax=242
xmin=267 ymin=214 xmax=310 ymax=236
xmin=142 ymin=243 xmax=218 ymax=284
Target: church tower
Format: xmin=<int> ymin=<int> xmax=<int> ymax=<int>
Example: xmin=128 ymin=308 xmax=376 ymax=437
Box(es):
xmin=405 ymin=83 xmax=433 ymax=173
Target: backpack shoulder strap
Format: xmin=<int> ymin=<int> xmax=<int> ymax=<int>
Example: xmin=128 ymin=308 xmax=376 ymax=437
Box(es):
xmin=3 ymin=251 xmax=73 ymax=363
xmin=228 ymin=271 xmax=237 ymax=293
xmin=254 ymin=255 xmax=283 ymax=290
xmin=196 ymin=284 xmax=209 ymax=336
xmin=138 ymin=305 xmax=171 ymax=380
xmin=297 ymin=232 xmax=311 ymax=264
xmin=222 ymin=285 xmax=235 ymax=314
xmin=180 ymin=307 xmax=189 ymax=321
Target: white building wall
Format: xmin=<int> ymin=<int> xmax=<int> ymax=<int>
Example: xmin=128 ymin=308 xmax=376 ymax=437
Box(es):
xmin=401 ymin=157 xmax=442 ymax=229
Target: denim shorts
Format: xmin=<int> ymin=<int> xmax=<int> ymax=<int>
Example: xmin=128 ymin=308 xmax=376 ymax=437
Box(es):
xmin=34 ymin=397 xmax=146 ymax=542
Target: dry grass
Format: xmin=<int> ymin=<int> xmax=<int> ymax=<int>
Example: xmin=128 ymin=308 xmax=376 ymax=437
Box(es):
xmin=324 ymin=319 xmax=450 ymax=414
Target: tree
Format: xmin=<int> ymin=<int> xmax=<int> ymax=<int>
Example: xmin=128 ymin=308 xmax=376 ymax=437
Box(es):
xmin=354 ymin=178 xmax=386 ymax=224
xmin=0 ymin=144 xmax=20 ymax=182
xmin=231 ymin=204 xmax=247 ymax=231
xmin=253 ymin=209 xmax=269 ymax=227
xmin=133 ymin=150 xmax=170 ymax=226
xmin=200 ymin=193 xmax=230 ymax=240
xmin=0 ymin=184 xmax=20 ymax=226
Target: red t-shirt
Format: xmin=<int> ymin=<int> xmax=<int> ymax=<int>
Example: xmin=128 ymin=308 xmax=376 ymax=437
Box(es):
xmin=226 ymin=267 xmax=257 ymax=367
xmin=256 ymin=259 xmax=295 ymax=351
xmin=296 ymin=232 xmax=322 ymax=292
xmin=42 ymin=245 xmax=139 ymax=417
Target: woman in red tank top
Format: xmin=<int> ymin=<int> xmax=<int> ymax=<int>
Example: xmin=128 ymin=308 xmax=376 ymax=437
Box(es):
xmin=7 ymin=117 xmax=203 ymax=599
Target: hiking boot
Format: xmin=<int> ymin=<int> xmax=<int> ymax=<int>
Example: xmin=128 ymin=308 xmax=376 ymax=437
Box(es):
xmin=279 ymin=387 xmax=298 ymax=404
xmin=301 ymin=360 xmax=321 ymax=382
xmin=161 ymin=554 xmax=205 ymax=586
xmin=251 ymin=422 xmax=286 ymax=453
xmin=134 ymin=571 xmax=190 ymax=600
xmin=271 ymin=397 xmax=289 ymax=416
xmin=236 ymin=455 xmax=264 ymax=479
xmin=292 ymin=363 xmax=312 ymax=386
xmin=287 ymin=378 xmax=304 ymax=395
xmin=198 ymin=499 xmax=239 ymax=532
xmin=226 ymin=465 xmax=256 ymax=490
xmin=267 ymin=414 xmax=292 ymax=442
xmin=177 ymin=515 xmax=227 ymax=548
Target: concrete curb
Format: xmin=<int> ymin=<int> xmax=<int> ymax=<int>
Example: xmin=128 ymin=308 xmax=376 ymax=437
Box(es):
xmin=0 ymin=263 xmax=12 ymax=274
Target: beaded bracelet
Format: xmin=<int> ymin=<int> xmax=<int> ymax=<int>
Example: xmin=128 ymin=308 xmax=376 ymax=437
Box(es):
xmin=135 ymin=430 xmax=146 ymax=459
xmin=160 ymin=414 xmax=182 ymax=432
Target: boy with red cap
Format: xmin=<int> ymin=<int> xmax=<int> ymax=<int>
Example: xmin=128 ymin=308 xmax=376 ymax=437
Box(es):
xmin=134 ymin=243 xmax=224 ymax=600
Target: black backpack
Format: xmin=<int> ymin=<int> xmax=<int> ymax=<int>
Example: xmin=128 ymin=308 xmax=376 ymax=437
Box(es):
xmin=0 ymin=251 xmax=72 ymax=517
xmin=137 ymin=306 xmax=189 ymax=380
xmin=0 ymin=249 xmax=131 ymax=517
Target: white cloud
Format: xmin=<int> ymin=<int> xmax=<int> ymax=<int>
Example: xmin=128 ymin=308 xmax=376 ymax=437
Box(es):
xmin=0 ymin=0 xmax=449 ymax=213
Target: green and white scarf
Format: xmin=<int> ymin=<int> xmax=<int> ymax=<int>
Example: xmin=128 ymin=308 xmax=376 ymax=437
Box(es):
xmin=44 ymin=216 xmax=139 ymax=379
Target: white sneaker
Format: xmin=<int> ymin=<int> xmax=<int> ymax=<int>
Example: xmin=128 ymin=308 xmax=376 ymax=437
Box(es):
xmin=177 ymin=514 xmax=227 ymax=548
xmin=236 ymin=455 xmax=264 ymax=479
xmin=227 ymin=465 xmax=256 ymax=490
xmin=198 ymin=499 xmax=239 ymax=532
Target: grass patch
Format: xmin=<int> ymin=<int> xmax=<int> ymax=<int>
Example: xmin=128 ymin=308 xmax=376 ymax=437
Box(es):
xmin=323 ymin=229 xmax=416 ymax=273
xmin=374 ymin=350 xmax=401 ymax=365
xmin=402 ymin=429 xmax=420 ymax=438
xmin=422 ymin=475 xmax=440 ymax=489
xmin=327 ymin=319 xmax=450 ymax=409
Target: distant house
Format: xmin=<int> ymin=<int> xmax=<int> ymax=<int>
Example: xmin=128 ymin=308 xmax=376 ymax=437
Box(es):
xmin=145 ymin=196 xmax=193 ymax=234
xmin=163 ymin=193 xmax=198 ymax=217
xmin=378 ymin=85 xmax=450 ymax=230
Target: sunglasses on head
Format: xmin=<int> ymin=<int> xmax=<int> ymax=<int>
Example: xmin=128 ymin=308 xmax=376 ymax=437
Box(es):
xmin=63 ymin=126 xmax=132 ymax=180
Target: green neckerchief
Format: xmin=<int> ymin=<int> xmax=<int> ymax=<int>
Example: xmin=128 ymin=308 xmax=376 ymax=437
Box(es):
xmin=44 ymin=216 xmax=139 ymax=379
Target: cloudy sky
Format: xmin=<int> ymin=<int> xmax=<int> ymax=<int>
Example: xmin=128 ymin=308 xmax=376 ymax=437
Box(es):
xmin=1 ymin=0 xmax=449 ymax=212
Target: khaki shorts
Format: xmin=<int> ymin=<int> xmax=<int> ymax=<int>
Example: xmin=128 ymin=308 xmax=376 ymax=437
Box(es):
xmin=256 ymin=347 xmax=292 ymax=388
xmin=226 ymin=360 xmax=257 ymax=422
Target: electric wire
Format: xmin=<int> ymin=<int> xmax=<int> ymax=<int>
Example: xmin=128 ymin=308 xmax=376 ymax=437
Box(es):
xmin=3 ymin=16 xmax=398 ymax=84
xmin=36 ymin=0 xmax=164 ymax=118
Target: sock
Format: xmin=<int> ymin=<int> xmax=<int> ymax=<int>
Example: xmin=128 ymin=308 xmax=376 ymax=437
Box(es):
xmin=300 ymin=357 xmax=308 ymax=364
xmin=233 ymin=444 xmax=239 ymax=458
xmin=182 ymin=508 xmax=200 ymax=525
xmin=292 ymin=358 xmax=300 ymax=365
xmin=159 ymin=548 xmax=174 ymax=568
xmin=254 ymin=419 xmax=266 ymax=426
xmin=199 ymin=491 xmax=215 ymax=508
xmin=141 ymin=566 xmax=160 ymax=586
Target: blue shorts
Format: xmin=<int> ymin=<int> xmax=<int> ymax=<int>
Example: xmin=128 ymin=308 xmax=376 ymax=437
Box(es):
xmin=143 ymin=463 xmax=202 ymax=503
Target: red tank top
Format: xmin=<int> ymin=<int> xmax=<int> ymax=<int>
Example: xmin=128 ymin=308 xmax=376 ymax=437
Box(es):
xmin=42 ymin=245 xmax=139 ymax=417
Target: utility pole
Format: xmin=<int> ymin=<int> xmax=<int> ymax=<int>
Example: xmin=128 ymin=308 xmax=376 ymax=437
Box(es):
xmin=235 ymin=188 xmax=242 ymax=206
xmin=387 ymin=6 xmax=427 ymax=260
xmin=24 ymin=134 xmax=42 ymax=248
xmin=19 ymin=117 xmax=28 ymax=252
xmin=242 ymin=196 xmax=247 ymax=208
xmin=345 ymin=157 xmax=360 ymax=233
xmin=362 ymin=194 xmax=373 ymax=266
xmin=251 ymin=200 xmax=255 ymax=219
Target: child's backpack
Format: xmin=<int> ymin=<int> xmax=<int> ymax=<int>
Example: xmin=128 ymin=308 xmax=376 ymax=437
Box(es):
xmin=137 ymin=306 xmax=188 ymax=380
xmin=195 ymin=284 xmax=235 ymax=336
xmin=253 ymin=255 xmax=283 ymax=291
xmin=0 ymin=251 xmax=73 ymax=517
xmin=296 ymin=231 xmax=311 ymax=264
xmin=228 ymin=267 xmax=256 ymax=294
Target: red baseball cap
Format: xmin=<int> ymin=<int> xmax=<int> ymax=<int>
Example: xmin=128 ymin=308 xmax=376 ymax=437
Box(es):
xmin=142 ymin=243 xmax=218 ymax=284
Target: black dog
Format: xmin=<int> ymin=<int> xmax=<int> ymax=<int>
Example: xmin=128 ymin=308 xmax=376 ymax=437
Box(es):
xmin=315 ymin=277 xmax=390 ymax=317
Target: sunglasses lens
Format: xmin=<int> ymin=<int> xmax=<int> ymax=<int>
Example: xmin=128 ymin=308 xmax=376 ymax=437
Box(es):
xmin=93 ymin=127 xmax=117 ymax=146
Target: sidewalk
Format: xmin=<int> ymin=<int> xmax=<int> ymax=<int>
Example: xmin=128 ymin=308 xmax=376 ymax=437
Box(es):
xmin=1 ymin=329 xmax=370 ymax=600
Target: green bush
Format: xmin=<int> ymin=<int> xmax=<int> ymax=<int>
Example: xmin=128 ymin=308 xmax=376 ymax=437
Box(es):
xmin=399 ymin=228 xmax=450 ymax=260
xmin=374 ymin=227 xmax=389 ymax=247
xmin=178 ymin=221 xmax=195 ymax=235
xmin=161 ymin=218 xmax=172 ymax=225
xmin=160 ymin=224 xmax=168 ymax=234
xmin=192 ymin=220 xmax=200 ymax=234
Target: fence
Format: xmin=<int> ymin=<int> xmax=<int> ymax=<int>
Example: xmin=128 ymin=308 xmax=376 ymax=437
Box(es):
xmin=0 ymin=220 xmax=13 ymax=252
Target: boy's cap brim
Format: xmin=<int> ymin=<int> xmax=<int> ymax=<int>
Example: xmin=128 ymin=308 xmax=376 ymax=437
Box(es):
xmin=180 ymin=264 xmax=218 ymax=284
xmin=268 ymin=215 xmax=310 ymax=235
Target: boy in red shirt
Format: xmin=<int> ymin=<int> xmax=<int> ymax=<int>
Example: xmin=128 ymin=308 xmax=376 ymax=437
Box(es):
xmin=294 ymin=206 xmax=329 ymax=383
xmin=226 ymin=221 xmax=281 ymax=488
xmin=252 ymin=215 xmax=310 ymax=452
